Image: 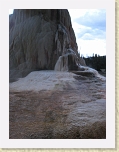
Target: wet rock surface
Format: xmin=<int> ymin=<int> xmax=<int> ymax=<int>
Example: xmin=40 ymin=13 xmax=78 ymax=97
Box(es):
xmin=9 ymin=71 xmax=106 ymax=139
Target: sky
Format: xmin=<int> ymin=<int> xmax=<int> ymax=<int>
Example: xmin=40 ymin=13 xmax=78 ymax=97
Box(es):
xmin=68 ymin=9 xmax=106 ymax=57
xmin=9 ymin=9 xmax=106 ymax=57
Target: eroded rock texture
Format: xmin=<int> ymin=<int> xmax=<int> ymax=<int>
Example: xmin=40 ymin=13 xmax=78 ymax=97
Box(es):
xmin=9 ymin=71 xmax=106 ymax=139
xmin=9 ymin=9 xmax=85 ymax=82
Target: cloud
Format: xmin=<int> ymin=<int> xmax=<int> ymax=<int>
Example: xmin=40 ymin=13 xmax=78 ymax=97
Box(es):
xmin=73 ymin=9 xmax=106 ymax=40
xmin=75 ymin=9 xmax=106 ymax=31
xmin=68 ymin=9 xmax=89 ymax=19
xmin=77 ymin=26 xmax=106 ymax=40
xmin=68 ymin=9 xmax=106 ymax=56
xmin=77 ymin=39 xmax=106 ymax=57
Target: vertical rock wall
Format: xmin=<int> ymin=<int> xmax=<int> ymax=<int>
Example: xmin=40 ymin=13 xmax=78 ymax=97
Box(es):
xmin=9 ymin=9 xmax=85 ymax=82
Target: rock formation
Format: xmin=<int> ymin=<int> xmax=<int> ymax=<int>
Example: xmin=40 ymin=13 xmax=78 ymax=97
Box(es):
xmin=9 ymin=9 xmax=106 ymax=139
xmin=9 ymin=9 xmax=86 ymax=82
xmin=9 ymin=71 xmax=106 ymax=139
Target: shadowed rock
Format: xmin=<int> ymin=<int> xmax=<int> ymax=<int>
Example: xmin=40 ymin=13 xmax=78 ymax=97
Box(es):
xmin=9 ymin=9 xmax=86 ymax=82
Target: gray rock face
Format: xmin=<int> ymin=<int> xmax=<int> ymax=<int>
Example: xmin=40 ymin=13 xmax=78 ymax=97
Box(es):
xmin=9 ymin=9 xmax=85 ymax=82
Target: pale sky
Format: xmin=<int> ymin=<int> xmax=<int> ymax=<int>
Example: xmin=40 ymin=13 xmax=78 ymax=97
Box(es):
xmin=9 ymin=9 xmax=106 ymax=57
xmin=68 ymin=9 xmax=106 ymax=57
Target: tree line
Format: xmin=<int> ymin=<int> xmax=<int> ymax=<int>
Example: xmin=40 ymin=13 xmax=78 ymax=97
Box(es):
xmin=82 ymin=54 xmax=106 ymax=71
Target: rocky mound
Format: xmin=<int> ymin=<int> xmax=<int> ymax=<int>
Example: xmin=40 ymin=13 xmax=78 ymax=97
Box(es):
xmin=9 ymin=71 xmax=106 ymax=139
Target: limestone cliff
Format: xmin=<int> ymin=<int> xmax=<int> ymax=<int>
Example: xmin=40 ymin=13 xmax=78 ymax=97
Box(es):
xmin=9 ymin=9 xmax=85 ymax=82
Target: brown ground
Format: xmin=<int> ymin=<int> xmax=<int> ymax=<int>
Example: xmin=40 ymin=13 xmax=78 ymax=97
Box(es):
xmin=9 ymin=76 xmax=106 ymax=139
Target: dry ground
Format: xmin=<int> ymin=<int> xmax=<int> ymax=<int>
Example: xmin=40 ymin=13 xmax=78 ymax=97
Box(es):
xmin=9 ymin=71 xmax=106 ymax=139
